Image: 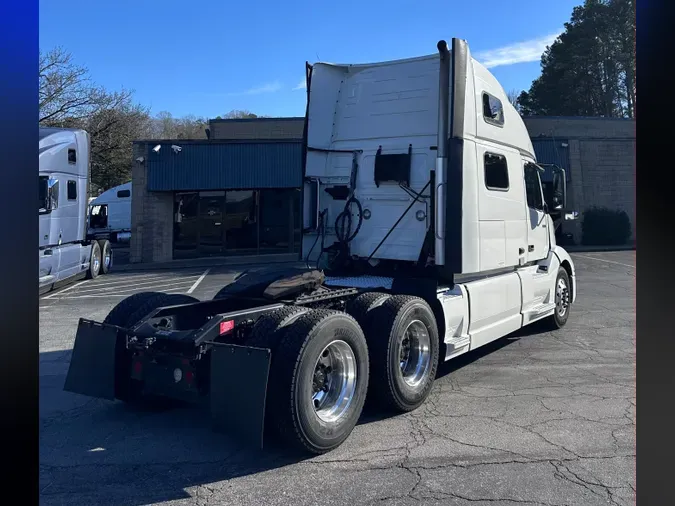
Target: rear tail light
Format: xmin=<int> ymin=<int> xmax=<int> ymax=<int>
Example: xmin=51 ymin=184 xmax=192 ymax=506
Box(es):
xmin=219 ymin=320 xmax=235 ymax=335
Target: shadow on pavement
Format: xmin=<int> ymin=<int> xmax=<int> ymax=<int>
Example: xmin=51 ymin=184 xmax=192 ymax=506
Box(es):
xmin=39 ymin=319 xmax=550 ymax=505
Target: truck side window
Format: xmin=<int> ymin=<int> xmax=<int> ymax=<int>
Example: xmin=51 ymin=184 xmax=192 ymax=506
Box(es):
xmin=524 ymin=164 xmax=544 ymax=210
xmin=484 ymin=152 xmax=509 ymax=191
xmin=482 ymin=92 xmax=504 ymax=126
xmin=68 ymin=149 xmax=76 ymax=164
xmin=67 ymin=180 xmax=77 ymax=200
xmin=117 ymin=189 xmax=130 ymax=198
xmin=39 ymin=176 xmax=49 ymax=211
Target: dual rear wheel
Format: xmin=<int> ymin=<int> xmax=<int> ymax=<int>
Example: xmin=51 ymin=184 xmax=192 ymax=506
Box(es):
xmin=102 ymin=289 xmax=440 ymax=454
xmin=86 ymin=239 xmax=113 ymax=279
xmin=255 ymin=294 xmax=439 ymax=454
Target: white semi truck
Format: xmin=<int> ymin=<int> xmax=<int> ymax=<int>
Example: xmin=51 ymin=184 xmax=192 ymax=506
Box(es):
xmin=39 ymin=128 xmax=114 ymax=294
xmin=64 ymin=39 xmax=577 ymax=454
xmin=88 ymin=181 xmax=132 ymax=244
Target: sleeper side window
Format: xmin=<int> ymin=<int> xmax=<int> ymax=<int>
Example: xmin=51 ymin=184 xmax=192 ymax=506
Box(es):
xmin=67 ymin=180 xmax=77 ymax=200
xmin=484 ymin=152 xmax=509 ymax=191
xmin=482 ymin=92 xmax=504 ymax=126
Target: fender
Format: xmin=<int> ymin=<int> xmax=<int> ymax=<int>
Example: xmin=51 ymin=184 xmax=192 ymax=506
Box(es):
xmin=552 ymin=246 xmax=577 ymax=303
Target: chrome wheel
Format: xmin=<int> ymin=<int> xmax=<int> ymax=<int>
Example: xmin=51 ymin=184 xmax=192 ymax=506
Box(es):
xmin=104 ymin=248 xmax=112 ymax=270
xmin=312 ymin=340 xmax=357 ymax=423
xmin=93 ymin=251 xmax=101 ymax=273
xmin=398 ymin=320 xmax=431 ymax=388
xmin=555 ymin=277 xmax=570 ymax=317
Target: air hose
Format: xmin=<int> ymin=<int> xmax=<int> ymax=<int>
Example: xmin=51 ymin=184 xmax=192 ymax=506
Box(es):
xmin=334 ymin=195 xmax=363 ymax=246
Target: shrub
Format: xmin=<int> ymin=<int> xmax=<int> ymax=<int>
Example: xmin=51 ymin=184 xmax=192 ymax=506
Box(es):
xmin=581 ymin=207 xmax=631 ymax=246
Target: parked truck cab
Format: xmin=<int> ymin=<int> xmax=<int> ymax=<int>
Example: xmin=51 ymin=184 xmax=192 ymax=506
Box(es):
xmin=39 ymin=128 xmax=113 ymax=293
xmin=88 ymin=181 xmax=132 ymax=243
xmin=64 ymin=39 xmax=577 ymax=455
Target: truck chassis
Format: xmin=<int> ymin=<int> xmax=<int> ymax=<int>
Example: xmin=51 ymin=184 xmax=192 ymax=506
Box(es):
xmin=64 ymin=263 xmax=573 ymax=454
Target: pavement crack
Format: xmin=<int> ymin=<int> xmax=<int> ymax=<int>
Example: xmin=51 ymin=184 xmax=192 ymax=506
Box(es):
xmin=419 ymin=490 xmax=564 ymax=505
xmin=551 ymin=460 xmax=622 ymax=506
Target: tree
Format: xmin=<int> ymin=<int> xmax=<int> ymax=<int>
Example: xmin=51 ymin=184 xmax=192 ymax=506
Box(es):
xmin=518 ymin=0 xmax=635 ymax=118
xmin=222 ymin=109 xmax=259 ymax=119
xmin=506 ymin=89 xmax=522 ymax=112
xmin=150 ymin=111 xmax=208 ymax=139
xmin=40 ymin=47 xmax=154 ymax=192
xmin=39 ymin=47 xmax=214 ymax=192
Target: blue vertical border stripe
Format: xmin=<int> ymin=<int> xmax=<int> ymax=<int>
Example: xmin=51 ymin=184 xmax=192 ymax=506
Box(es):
xmin=0 ymin=0 xmax=39 ymax=483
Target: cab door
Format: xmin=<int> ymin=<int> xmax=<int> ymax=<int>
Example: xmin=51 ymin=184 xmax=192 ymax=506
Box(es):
xmin=523 ymin=162 xmax=549 ymax=262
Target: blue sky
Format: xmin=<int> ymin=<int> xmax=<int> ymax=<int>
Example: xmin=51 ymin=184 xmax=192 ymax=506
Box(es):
xmin=39 ymin=0 xmax=580 ymax=119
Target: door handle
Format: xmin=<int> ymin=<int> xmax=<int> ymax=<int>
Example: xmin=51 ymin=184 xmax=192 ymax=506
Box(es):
xmin=44 ymin=249 xmax=53 ymax=256
xmin=528 ymin=245 xmax=535 ymax=252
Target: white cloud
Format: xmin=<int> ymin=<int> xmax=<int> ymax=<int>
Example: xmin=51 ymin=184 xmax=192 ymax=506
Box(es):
xmin=474 ymin=32 xmax=561 ymax=69
xmin=226 ymin=81 xmax=282 ymax=96
xmin=293 ymin=79 xmax=306 ymax=91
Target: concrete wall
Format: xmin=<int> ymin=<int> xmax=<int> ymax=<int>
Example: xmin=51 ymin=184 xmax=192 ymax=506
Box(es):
xmin=523 ymin=117 xmax=636 ymax=244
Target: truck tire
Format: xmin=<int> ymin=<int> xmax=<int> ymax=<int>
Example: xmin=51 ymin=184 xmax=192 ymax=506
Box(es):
xmin=102 ymin=292 xmax=198 ymax=404
xmin=86 ymin=241 xmax=102 ymax=279
xmin=267 ymin=309 xmax=369 ymax=454
xmin=98 ymin=239 xmax=112 ymax=274
xmin=246 ymin=306 xmax=309 ymax=350
xmin=103 ymin=291 xmax=164 ymax=327
xmin=544 ymin=267 xmax=572 ymax=330
xmin=126 ymin=293 xmax=200 ymax=331
xmin=346 ymin=292 xmax=391 ymax=329
xmin=365 ymin=295 xmax=439 ymax=413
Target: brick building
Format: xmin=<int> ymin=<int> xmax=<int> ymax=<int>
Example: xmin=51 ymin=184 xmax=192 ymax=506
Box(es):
xmin=129 ymin=116 xmax=635 ymax=264
xmin=130 ymin=127 xmax=304 ymax=264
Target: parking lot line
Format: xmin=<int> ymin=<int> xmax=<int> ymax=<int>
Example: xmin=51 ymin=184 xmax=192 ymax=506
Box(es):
xmin=187 ymin=268 xmax=211 ymax=294
xmin=60 ymin=287 xmax=195 ymax=298
xmin=573 ymin=253 xmax=635 ymax=268
xmin=60 ymin=279 xmax=198 ymax=298
xmin=83 ymin=273 xmax=177 ymax=286
xmin=42 ymin=280 xmax=88 ymax=299
xmin=73 ymin=274 xmax=202 ymax=294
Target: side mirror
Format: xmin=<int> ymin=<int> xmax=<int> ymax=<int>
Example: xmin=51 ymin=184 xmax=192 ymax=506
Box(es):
xmin=551 ymin=168 xmax=566 ymax=211
xmin=47 ymin=178 xmax=59 ymax=211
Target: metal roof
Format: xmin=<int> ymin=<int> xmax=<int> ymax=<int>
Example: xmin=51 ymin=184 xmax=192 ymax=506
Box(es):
xmin=141 ymin=140 xmax=303 ymax=191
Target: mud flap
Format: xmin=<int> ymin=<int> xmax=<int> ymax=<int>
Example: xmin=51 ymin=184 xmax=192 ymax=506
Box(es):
xmin=210 ymin=343 xmax=271 ymax=449
xmin=63 ymin=319 xmax=119 ymax=400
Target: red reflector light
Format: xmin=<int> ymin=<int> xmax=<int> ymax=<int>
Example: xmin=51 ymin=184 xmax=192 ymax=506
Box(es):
xmin=219 ymin=320 xmax=235 ymax=335
xmin=133 ymin=361 xmax=142 ymax=374
xmin=185 ymin=370 xmax=194 ymax=384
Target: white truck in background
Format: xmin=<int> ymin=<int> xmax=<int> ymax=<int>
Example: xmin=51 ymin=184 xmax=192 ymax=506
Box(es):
xmin=88 ymin=181 xmax=132 ymax=244
xmin=64 ymin=39 xmax=578 ymax=455
xmin=39 ymin=127 xmax=114 ymax=294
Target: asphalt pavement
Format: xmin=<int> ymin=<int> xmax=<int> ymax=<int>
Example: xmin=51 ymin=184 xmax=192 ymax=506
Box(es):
xmin=39 ymin=251 xmax=636 ymax=506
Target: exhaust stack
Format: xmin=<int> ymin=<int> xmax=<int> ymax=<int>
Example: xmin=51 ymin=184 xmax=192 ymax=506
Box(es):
xmin=434 ymin=40 xmax=450 ymax=266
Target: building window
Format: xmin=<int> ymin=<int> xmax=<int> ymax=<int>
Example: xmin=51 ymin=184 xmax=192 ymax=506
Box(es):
xmin=67 ymin=180 xmax=77 ymax=200
xmin=524 ymin=164 xmax=544 ymax=210
xmin=484 ymin=152 xmax=509 ymax=191
xmin=172 ymin=189 xmax=301 ymax=259
xmin=117 ymin=189 xmax=131 ymax=198
xmin=68 ymin=149 xmax=77 ymax=164
xmin=259 ymin=188 xmax=298 ymax=254
xmin=482 ymin=92 xmax=504 ymax=126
